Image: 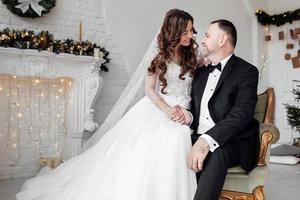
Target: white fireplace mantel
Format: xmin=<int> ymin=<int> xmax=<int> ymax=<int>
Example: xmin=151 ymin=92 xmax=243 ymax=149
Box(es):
xmin=0 ymin=47 xmax=103 ymax=158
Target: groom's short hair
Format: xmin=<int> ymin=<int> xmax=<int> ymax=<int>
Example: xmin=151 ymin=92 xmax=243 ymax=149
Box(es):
xmin=211 ymin=19 xmax=237 ymax=48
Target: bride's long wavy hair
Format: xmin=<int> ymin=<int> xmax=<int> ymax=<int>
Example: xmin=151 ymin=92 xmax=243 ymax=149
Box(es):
xmin=148 ymin=9 xmax=198 ymax=94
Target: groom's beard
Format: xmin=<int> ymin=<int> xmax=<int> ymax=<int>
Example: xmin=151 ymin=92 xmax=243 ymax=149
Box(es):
xmin=201 ymin=47 xmax=217 ymax=58
xmin=201 ymin=48 xmax=210 ymax=57
xmin=200 ymin=44 xmax=210 ymax=57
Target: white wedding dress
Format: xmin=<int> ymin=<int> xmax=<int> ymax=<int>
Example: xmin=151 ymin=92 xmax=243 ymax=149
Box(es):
xmin=16 ymin=62 xmax=197 ymax=200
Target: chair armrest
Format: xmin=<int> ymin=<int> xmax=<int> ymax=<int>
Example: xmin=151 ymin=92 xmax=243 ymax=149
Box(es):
xmin=257 ymin=123 xmax=280 ymax=166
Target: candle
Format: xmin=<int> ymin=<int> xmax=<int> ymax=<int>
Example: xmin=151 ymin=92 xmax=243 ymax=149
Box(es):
xmin=94 ymin=47 xmax=100 ymax=60
xmin=99 ymin=51 xmax=103 ymax=59
xmin=79 ymin=21 xmax=83 ymax=42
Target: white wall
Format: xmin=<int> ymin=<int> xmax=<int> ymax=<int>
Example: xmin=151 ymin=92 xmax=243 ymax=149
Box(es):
xmin=0 ymin=0 xmax=104 ymax=41
xmin=0 ymin=0 xmax=257 ymax=129
xmin=0 ymin=0 xmax=129 ymax=178
xmin=103 ymin=0 xmax=255 ymax=72
xmin=266 ymin=0 xmax=300 ymax=143
xmin=247 ymin=0 xmax=270 ymax=93
xmin=0 ymin=0 xmax=130 ymax=131
xmin=102 ymin=0 xmax=300 ymax=143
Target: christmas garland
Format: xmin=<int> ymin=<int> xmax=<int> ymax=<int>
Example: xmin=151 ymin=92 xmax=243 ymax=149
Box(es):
xmin=256 ymin=8 xmax=300 ymax=27
xmin=0 ymin=28 xmax=110 ymax=72
xmin=2 ymin=0 xmax=56 ymax=18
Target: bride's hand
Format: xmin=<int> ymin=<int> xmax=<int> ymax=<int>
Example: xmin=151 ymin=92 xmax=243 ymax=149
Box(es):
xmin=174 ymin=105 xmax=192 ymax=125
xmin=167 ymin=106 xmax=185 ymax=124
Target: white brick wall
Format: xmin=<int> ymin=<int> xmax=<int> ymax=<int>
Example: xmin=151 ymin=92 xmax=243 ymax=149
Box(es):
xmin=0 ymin=0 xmax=129 ymax=178
xmin=0 ymin=0 xmax=129 ymax=126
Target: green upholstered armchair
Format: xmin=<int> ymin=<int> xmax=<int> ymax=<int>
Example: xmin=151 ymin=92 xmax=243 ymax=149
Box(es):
xmin=220 ymin=88 xmax=280 ymax=200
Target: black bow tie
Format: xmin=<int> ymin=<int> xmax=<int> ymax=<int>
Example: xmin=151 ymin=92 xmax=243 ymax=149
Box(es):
xmin=207 ymin=63 xmax=222 ymax=73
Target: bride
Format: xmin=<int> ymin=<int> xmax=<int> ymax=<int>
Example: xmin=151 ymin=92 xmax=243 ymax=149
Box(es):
xmin=16 ymin=9 xmax=199 ymax=200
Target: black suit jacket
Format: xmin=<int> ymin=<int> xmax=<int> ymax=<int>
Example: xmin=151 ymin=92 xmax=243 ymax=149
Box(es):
xmin=190 ymin=54 xmax=260 ymax=172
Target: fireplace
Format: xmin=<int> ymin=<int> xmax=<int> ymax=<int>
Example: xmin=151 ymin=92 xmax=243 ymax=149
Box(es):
xmin=0 ymin=47 xmax=103 ymax=179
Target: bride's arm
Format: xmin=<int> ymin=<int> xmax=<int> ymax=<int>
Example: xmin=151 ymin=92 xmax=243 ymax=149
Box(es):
xmin=145 ymin=72 xmax=178 ymax=117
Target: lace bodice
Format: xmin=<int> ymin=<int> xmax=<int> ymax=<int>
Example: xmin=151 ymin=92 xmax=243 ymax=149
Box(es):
xmin=157 ymin=62 xmax=193 ymax=109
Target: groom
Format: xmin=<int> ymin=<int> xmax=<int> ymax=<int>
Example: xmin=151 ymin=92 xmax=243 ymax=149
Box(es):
xmin=175 ymin=19 xmax=260 ymax=200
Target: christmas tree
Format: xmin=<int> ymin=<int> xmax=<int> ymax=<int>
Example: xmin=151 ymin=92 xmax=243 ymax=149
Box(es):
xmin=285 ymin=89 xmax=300 ymax=145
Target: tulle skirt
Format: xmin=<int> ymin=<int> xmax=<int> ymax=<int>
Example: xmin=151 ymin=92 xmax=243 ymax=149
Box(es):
xmin=16 ymin=96 xmax=197 ymax=200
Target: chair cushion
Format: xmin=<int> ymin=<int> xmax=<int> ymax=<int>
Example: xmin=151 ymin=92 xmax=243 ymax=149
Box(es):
xmin=254 ymin=92 xmax=268 ymax=124
xmin=224 ymin=167 xmax=267 ymax=193
xmin=227 ymin=165 xmax=247 ymax=174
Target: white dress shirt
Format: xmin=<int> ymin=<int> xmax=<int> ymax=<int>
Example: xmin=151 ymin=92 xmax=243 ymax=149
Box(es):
xmin=198 ymin=53 xmax=233 ymax=152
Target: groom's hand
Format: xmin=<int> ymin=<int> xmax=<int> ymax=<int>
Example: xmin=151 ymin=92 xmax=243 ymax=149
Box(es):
xmin=187 ymin=137 xmax=210 ymax=172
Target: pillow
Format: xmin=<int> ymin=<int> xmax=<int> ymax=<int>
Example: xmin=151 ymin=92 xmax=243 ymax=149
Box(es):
xmin=270 ymin=156 xmax=300 ymax=165
xmin=270 ymin=144 xmax=300 ymax=156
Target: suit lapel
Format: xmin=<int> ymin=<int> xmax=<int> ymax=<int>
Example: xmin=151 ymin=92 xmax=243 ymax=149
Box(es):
xmin=213 ymin=54 xmax=237 ymax=94
xmin=193 ymin=68 xmax=209 ymax=115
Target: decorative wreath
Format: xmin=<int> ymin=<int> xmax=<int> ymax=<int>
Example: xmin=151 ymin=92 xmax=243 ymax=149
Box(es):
xmin=2 ymin=0 xmax=56 ymax=18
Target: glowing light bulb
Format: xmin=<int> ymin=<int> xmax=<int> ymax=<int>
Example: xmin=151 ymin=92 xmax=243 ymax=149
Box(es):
xmin=264 ymin=27 xmax=269 ymax=32
xmin=17 ymin=112 xmax=22 ymax=118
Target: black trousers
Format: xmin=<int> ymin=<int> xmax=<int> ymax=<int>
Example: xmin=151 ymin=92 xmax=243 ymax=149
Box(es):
xmin=191 ymin=134 xmax=240 ymax=200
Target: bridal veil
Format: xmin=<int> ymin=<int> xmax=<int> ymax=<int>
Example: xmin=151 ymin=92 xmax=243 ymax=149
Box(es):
xmin=82 ymin=33 xmax=159 ymax=151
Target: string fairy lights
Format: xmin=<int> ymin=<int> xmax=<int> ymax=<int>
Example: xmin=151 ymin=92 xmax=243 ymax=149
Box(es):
xmin=0 ymin=74 xmax=73 ymax=166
